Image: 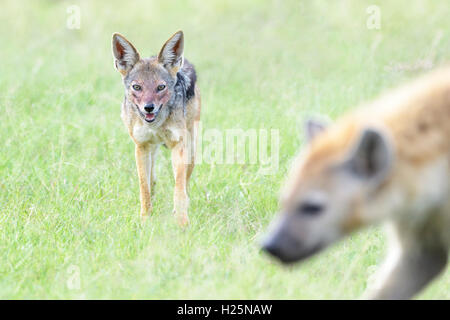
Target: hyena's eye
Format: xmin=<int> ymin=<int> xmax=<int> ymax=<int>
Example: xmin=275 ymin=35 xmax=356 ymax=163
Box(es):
xmin=132 ymin=84 xmax=142 ymax=91
xmin=297 ymin=201 xmax=324 ymax=216
xmin=157 ymin=84 xmax=166 ymax=91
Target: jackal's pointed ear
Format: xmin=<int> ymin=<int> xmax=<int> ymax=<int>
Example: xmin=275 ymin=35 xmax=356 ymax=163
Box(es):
xmin=112 ymin=33 xmax=140 ymax=75
xmin=158 ymin=31 xmax=184 ymax=75
xmin=304 ymin=118 xmax=328 ymax=142
xmin=346 ymin=127 xmax=393 ymax=182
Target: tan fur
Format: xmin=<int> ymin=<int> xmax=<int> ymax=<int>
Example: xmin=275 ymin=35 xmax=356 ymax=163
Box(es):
xmin=286 ymin=67 xmax=450 ymax=209
xmin=306 ymin=68 xmax=450 ymax=167
xmin=129 ymin=90 xmax=200 ymax=226
xmin=276 ymin=66 xmax=450 ymax=299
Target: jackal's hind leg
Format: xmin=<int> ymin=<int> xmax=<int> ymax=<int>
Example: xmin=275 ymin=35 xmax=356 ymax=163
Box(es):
xmin=171 ymin=140 xmax=189 ymax=227
xmin=186 ymin=122 xmax=198 ymax=184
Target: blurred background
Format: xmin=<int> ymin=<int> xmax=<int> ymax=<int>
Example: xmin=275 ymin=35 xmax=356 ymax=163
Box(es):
xmin=0 ymin=0 xmax=448 ymax=299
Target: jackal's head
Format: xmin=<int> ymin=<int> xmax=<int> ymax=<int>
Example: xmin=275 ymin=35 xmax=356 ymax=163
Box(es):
xmin=112 ymin=31 xmax=185 ymax=126
xmin=262 ymin=119 xmax=394 ymax=263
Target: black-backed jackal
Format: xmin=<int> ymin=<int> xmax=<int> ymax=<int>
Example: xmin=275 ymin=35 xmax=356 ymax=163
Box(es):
xmin=112 ymin=31 xmax=201 ymax=227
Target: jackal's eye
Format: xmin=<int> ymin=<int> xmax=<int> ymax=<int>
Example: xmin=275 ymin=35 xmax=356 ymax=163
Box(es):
xmin=297 ymin=202 xmax=324 ymax=216
xmin=157 ymin=84 xmax=166 ymax=91
xmin=132 ymin=84 xmax=142 ymax=91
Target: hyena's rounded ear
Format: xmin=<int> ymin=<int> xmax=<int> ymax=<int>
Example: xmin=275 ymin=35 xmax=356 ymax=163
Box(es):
xmin=112 ymin=33 xmax=140 ymax=76
xmin=345 ymin=127 xmax=393 ymax=184
xmin=304 ymin=118 xmax=329 ymax=143
xmin=158 ymin=30 xmax=184 ymax=75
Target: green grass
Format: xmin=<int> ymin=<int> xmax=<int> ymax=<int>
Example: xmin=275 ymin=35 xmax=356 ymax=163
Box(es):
xmin=0 ymin=0 xmax=449 ymax=299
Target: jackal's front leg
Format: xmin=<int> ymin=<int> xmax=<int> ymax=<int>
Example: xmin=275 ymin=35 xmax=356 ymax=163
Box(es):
xmin=171 ymin=140 xmax=190 ymax=227
xmin=135 ymin=143 xmax=154 ymax=222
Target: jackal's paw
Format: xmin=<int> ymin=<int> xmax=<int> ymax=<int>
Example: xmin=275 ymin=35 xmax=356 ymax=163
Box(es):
xmin=175 ymin=213 xmax=190 ymax=228
xmin=140 ymin=210 xmax=152 ymax=224
xmin=140 ymin=214 xmax=149 ymax=224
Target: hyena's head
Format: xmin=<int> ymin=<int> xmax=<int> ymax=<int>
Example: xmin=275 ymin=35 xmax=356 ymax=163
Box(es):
xmin=112 ymin=31 xmax=184 ymax=126
xmin=262 ymin=119 xmax=394 ymax=263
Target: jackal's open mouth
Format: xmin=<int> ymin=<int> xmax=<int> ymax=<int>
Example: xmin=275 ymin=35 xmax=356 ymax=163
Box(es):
xmin=141 ymin=108 xmax=159 ymax=123
xmin=135 ymin=103 xmax=161 ymax=123
xmin=144 ymin=112 xmax=156 ymax=122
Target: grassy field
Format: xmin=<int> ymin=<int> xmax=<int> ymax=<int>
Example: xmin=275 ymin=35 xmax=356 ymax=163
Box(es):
xmin=0 ymin=0 xmax=449 ymax=299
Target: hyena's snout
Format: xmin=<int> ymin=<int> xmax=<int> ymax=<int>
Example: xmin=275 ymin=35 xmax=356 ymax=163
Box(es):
xmin=261 ymin=216 xmax=324 ymax=264
xmin=262 ymin=231 xmax=298 ymax=263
